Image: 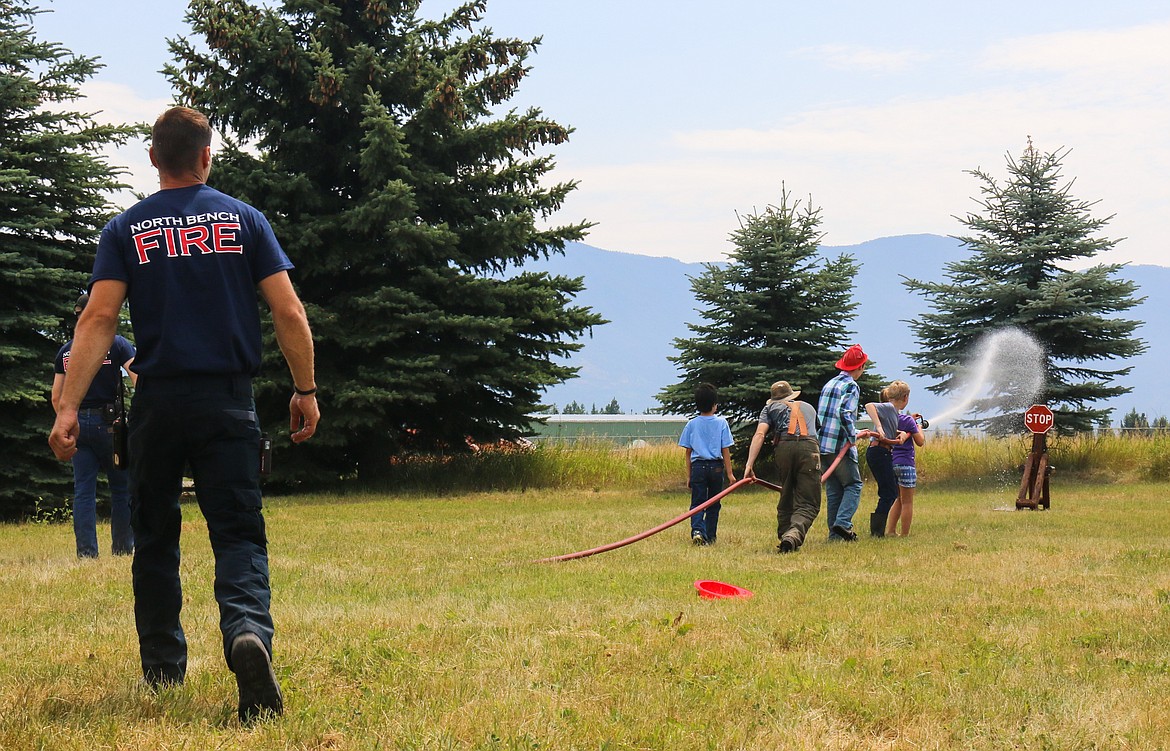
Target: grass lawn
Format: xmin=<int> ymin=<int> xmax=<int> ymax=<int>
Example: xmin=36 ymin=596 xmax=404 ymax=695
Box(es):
xmin=3 ymin=478 xmax=1170 ymax=749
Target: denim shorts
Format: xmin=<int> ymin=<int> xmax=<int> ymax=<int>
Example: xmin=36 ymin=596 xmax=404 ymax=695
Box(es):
xmin=894 ymin=463 xmax=917 ymax=488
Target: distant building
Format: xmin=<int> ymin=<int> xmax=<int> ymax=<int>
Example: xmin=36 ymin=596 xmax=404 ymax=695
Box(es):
xmin=529 ymin=414 xmax=689 ymax=443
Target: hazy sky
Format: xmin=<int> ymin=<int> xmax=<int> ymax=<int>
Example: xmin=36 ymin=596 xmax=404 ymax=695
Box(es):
xmin=32 ymin=0 xmax=1170 ymax=266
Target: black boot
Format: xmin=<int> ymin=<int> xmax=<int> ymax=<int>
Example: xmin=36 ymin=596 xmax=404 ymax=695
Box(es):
xmin=870 ymin=512 xmax=885 ymax=538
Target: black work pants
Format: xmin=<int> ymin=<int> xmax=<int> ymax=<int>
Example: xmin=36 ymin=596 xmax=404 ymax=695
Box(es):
xmin=128 ymin=374 xmax=272 ymax=683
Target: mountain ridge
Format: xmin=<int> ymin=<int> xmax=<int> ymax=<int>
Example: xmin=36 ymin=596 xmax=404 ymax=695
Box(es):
xmin=524 ymin=236 xmax=1167 ymax=426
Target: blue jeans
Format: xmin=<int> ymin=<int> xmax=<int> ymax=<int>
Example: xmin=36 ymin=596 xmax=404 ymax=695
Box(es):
xmin=689 ymin=459 xmax=724 ymax=542
xmin=865 ymin=444 xmax=898 ymax=518
xmin=822 ymin=450 xmax=862 ymax=536
xmin=129 ymin=375 xmax=272 ymax=684
xmin=72 ymin=409 xmax=134 ymax=558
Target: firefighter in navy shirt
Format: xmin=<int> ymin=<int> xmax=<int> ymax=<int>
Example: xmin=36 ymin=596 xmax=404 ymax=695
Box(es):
xmin=50 ymin=107 xmax=319 ymax=723
xmin=52 ymin=293 xmax=137 ymax=558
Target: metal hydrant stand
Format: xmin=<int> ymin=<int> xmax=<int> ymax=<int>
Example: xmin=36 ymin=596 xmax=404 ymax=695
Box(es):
xmin=1016 ymin=404 xmax=1054 ymax=510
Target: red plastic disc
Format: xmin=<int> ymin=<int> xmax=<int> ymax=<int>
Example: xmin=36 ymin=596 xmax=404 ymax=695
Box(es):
xmin=694 ymin=579 xmax=753 ymax=599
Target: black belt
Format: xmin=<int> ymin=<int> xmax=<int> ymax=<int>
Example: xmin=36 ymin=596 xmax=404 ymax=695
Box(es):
xmin=138 ymin=373 xmax=252 ymax=398
xmin=777 ymin=435 xmax=816 ymax=442
xmin=79 ymin=405 xmax=112 ymax=413
xmin=693 ymin=458 xmax=723 ymax=463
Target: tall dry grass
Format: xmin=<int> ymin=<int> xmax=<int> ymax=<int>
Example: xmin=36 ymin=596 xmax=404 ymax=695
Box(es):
xmin=365 ymin=432 xmax=1170 ymax=498
xmin=906 ymin=430 xmax=1170 ymax=485
xmin=369 ymin=440 xmax=683 ymax=494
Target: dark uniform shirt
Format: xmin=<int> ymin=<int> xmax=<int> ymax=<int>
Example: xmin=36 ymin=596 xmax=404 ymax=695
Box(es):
xmin=91 ymin=184 xmax=293 ymax=377
xmin=54 ymin=335 xmax=136 ymax=408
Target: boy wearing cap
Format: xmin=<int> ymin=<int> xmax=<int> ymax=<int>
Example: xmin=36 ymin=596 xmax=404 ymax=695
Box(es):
xmin=743 ymin=380 xmax=822 ymax=553
xmin=817 ymin=345 xmax=868 ymax=542
xmin=51 ymin=294 xmax=137 ymax=557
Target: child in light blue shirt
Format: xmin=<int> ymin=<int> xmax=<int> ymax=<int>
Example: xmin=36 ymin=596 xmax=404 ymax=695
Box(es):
xmin=678 ymin=383 xmax=735 ymax=545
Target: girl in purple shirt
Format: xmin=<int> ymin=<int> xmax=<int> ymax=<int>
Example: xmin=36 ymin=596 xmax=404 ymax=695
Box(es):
xmin=885 ymin=382 xmax=926 ymax=536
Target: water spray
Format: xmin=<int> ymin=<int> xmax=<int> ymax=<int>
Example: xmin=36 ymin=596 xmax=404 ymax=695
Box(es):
xmin=926 ymin=327 xmax=1045 ymax=426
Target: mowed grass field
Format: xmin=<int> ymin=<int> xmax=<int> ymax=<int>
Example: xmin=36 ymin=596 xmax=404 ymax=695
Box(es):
xmin=3 ymin=450 xmax=1170 ymax=749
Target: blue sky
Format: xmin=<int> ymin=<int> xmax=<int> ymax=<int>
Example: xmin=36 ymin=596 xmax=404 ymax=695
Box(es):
xmin=33 ymin=0 xmax=1170 ymax=266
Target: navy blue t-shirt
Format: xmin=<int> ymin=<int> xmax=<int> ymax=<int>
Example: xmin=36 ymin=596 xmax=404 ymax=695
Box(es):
xmin=54 ymin=335 xmax=136 ymax=408
xmin=91 ymin=185 xmax=293 ymax=377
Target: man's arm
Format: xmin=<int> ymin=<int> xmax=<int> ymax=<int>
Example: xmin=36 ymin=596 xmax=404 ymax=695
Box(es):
xmin=123 ymin=357 xmax=138 ymax=387
xmin=863 ymin=402 xmax=883 ymax=442
xmin=51 ymin=373 xmax=65 ymax=414
xmin=48 ymin=280 xmax=126 ymax=459
xmin=841 ymin=386 xmax=859 ymax=440
xmin=119 ymin=336 xmax=138 ymax=386
xmin=743 ymin=422 xmax=769 ymax=478
xmin=258 ymin=271 xmax=319 ymax=443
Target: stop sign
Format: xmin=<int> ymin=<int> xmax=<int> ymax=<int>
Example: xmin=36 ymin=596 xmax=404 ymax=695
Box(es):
xmin=1024 ymin=404 xmax=1054 ymax=434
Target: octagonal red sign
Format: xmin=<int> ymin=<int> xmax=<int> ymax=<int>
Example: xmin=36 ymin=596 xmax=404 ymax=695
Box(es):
xmin=1024 ymin=404 xmax=1054 ymax=434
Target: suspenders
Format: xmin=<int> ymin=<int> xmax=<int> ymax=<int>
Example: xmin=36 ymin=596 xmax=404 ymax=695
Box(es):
xmin=773 ymin=401 xmax=809 ymax=444
xmin=786 ymin=402 xmax=808 ymax=436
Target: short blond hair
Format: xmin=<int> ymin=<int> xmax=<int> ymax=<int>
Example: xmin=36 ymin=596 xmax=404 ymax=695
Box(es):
xmin=885 ymin=380 xmax=910 ymax=401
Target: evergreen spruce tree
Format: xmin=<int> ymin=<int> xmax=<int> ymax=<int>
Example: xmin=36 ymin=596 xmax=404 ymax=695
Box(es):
xmin=562 ymin=401 xmax=585 ymax=415
xmin=0 ymin=0 xmax=140 ymax=518
xmin=1121 ymin=408 xmax=1149 ymax=430
xmin=165 ymin=0 xmax=603 ymax=483
xmin=657 ymin=190 xmax=881 ymax=454
xmin=905 ymin=142 xmax=1145 ymax=435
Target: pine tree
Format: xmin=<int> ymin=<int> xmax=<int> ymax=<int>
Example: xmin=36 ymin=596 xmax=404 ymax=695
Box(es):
xmin=165 ymin=0 xmax=603 ymax=483
xmin=657 ymin=189 xmax=880 ymax=452
xmin=0 ymin=0 xmax=141 ymax=519
xmin=905 ymin=142 xmax=1146 ymax=435
xmin=1122 ymin=408 xmax=1149 ymax=430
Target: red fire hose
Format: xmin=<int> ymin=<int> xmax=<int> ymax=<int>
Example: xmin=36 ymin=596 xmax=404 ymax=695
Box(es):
xmin=535 ymin=442 xmax=855 ymax=563
xmin=534 ymin=476 xmax=781 ymax=563
xmin=818 ymin=438 xmax=856 ymax=479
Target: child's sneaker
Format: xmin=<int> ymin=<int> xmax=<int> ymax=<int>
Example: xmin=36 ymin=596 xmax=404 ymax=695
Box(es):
xmin=691 ymin=530 xmax=706 ymax=546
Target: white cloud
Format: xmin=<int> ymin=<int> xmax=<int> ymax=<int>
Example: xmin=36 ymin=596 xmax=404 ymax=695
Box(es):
xmin=558 ymin=155 xmax=971 ymax=263
xmin=77 ymin=81 xmax=172 ymax=126
xmin=981 ymin=21 xmax=1170 ymax=75
xmin=568 ymin=19 xmax=1170 ymax=268
xmin=791 ymin=43 xmax=931 ymax=74
xmin=66 ymin=81 xmax=171 ymax=206
xmin=558 ymin=22 xmax=1170 ymax=268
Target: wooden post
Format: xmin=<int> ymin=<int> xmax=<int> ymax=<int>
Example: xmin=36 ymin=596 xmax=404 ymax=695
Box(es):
xmin=1016 ymin=432 xmax=1051 ymax=510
